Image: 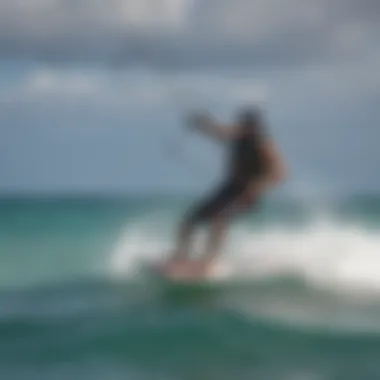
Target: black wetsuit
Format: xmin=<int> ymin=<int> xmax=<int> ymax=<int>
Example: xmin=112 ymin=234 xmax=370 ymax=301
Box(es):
xmin=188 ymin=133 xmax=268 ymax=223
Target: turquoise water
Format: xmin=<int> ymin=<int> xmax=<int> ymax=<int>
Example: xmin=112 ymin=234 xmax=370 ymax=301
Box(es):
xmin=2 ymin=195 xmax=380 ymax=379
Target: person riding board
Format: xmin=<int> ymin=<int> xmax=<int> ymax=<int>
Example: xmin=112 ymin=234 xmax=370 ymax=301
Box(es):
xmin=164 ymin=106 xmax=287 ymax=277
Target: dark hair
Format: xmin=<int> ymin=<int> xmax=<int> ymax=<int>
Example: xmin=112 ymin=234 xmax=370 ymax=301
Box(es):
xmin=236 ymin=106 xmax=265 ymax=137
xmin=237 ymin=106 xmax=262 ymax=124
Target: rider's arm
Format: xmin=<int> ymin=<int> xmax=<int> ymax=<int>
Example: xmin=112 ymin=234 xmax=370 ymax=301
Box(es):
xmin=187 ymin=112 xmax=237 ymax=142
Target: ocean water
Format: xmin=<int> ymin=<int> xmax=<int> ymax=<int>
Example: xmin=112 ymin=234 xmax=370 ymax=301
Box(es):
xmin=2 ymin=195 xmax=380 ymax=379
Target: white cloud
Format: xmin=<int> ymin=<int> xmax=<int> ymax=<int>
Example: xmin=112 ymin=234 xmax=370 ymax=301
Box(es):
xmin=0 ymin=0 xmax=190 ymax=37
xmin=0 ymin=0 xmax=378 ymax=68
xmin=1 ymin=69 xmax=104 ymax=106
xmin=25 ymin=69 xmax=100 ymax=96
xmin=193 ymin=0 xmax=327 ymax=41
xmin=1 ymin=60 xmax=378 ymax=120
xmin=0 ymin=67 xmax=271 ymax=111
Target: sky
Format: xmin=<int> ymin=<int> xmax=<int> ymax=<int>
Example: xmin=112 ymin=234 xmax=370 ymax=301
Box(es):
xmin=0 ymin=0 xmax=379 ymax=196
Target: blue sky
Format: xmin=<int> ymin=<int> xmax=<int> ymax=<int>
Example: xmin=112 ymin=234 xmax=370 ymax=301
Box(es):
xmin=0 ymin=0 xmax=379 ymax=195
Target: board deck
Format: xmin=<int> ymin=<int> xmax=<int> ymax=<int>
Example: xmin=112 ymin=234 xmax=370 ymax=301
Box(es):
xmin=142 ymin=258 xmax=232 ymax=284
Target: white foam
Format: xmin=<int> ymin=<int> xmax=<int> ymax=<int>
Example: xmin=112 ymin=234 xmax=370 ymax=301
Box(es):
xmin=109 ymin=213 xmax=380 ymax=295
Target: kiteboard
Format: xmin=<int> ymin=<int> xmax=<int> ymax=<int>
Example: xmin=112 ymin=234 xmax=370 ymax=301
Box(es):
xmin=143 ymin=258 xmax=232 ymax=286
